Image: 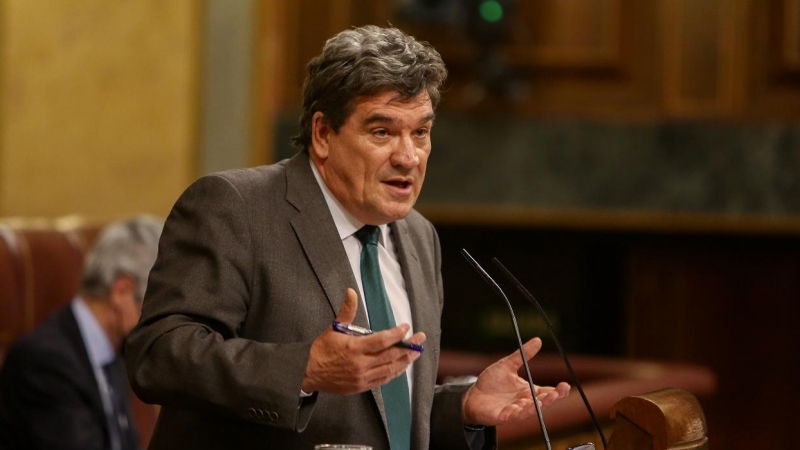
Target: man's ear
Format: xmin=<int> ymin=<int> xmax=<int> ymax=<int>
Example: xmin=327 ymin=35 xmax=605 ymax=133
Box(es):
xmin=310 ymin=111 xmax=331 ymax=162
xmin=109 ymin=276 xmax=136 ymax=310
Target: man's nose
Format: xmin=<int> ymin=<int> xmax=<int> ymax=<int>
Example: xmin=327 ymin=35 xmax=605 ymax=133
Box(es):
xmin=392 ymin=136 xmax=419 ymax=168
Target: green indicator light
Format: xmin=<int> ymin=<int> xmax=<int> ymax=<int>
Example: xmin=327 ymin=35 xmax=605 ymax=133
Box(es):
xmin=479 ymin=0 xmax=503 ymax=23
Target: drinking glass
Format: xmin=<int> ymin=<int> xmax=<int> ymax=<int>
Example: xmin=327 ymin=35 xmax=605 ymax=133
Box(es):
xmin=314 ymin=445 xmax=372 ymax=450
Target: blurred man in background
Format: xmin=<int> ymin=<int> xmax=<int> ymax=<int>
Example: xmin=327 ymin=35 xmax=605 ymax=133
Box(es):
xmin=0 ymin=215 xmax=163 ymax=450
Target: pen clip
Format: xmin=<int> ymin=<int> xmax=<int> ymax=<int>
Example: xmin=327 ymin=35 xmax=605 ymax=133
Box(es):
xmin=332 ymin=321 xmax=373 ymax=336
xmin=332 ymin=321 xmax=423 ymax=352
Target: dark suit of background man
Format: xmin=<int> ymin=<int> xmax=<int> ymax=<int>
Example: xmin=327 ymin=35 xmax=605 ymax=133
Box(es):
xmin=0 ymin=215 xmax=163 ymax=450
xmin=124 ymin=26 xmax=570 ymax=450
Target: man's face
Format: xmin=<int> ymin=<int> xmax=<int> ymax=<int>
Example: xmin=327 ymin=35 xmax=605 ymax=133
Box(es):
xmin=310 ymin=90 xmax=434 ymax=225
xmin=109 ymin=275 xmax=144 ymax=350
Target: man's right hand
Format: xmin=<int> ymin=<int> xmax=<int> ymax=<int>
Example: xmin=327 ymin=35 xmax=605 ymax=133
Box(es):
xmin=302 ymin=288 xmax=425 ymax=395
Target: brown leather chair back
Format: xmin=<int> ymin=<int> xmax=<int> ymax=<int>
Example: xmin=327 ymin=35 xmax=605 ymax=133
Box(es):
xmin=0 ymin=218 xmax=100 ymax=350
xmin=0 ymin=226 xmax=25 ymax=350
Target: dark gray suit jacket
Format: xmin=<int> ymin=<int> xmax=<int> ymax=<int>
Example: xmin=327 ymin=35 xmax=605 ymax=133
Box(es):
xmin=125 ymin=153 xmax=494 ymax=449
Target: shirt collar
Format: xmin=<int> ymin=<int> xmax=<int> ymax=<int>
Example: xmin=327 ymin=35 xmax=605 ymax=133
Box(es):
xmin=309 ymin=159 xmax=389 ymax=245
xmin=71 ymin=297 xmax=116 ymax=368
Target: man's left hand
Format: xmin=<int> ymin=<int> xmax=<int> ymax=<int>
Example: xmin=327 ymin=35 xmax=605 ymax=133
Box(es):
xmin=461 ymin=337 xmax=570 ymax=426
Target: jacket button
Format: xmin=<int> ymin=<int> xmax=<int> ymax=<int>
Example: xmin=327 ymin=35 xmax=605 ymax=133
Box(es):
xmin=247 ymin=408 xmax=256 ymax=419
xmin=269 ymin=411 xmax=279 ymax=422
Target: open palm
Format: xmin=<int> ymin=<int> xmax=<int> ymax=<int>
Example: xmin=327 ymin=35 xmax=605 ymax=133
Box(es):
xmin=461 ymin=337 xmax=571 ymax=426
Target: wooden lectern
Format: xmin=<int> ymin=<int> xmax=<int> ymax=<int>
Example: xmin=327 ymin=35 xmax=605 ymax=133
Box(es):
xmin=606 ymin=388 xmax=708 ymax=450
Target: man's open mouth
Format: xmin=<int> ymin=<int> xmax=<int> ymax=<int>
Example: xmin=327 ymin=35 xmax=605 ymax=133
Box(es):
xmin=385 ymin=179 xmax=411 ymax=189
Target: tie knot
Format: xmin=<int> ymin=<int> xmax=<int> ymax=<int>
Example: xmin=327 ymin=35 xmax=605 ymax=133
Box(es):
xmin=355 ymin=225 xmax=380 ymax=246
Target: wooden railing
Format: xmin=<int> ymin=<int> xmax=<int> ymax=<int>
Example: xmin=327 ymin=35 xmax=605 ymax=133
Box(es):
xmin=438 ymin=351 xmax=715 ymax=448
xmin=607 ymin=388 xmax=708 ymax=450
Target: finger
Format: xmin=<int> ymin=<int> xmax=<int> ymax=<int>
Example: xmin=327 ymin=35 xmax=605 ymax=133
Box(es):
xmin=363 ymin=350 xmax=420 ymax=385
xmin=389 ymin=330 xmax=426 ymax=356
xmin=500 ymin=400 xmax=537 ymax=423
xmin=500 ymin=337 xmax=543 ymax=371
xmin=403 ymin=331 xmax=426 ymax=346
xmin=516 ymin=401 xmax=542 ymax=421
xmin=520 ymin=337 xmax=544 ymax=363
xmin=536 ymin=382 xmax=569 ymax=396
xmin=537 ymin=383 xmax=570 ymax=406
xmin=537 ymin=391 xmax=557 ymax=407
xmin=353 ymin=331 xmax=426 ymax=375
xmin=533 ymin=384 xmax=558 ymax=394
xmin=535 ymin=382 xmax=568 ymax=397
xmin=358 ymin=324 xmax=411 ymax=353
xmin=335 ymin=288 xmax=359 ymax=324
xmin=362 ymin=333 xmax=425 ymax=380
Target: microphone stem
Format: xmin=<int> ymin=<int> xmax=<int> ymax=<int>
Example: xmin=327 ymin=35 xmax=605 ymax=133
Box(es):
xmin=461 ymin=249 xmax=552 ymax=450
xmin=508 ymin=310 xmax=552 ymax=450
xmin=492 ymin=257 xmax=608 ymax=449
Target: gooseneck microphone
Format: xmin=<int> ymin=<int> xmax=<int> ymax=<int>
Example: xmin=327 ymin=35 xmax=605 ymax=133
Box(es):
xmin=460 ymin=249 xmax=552 ymax=450
xmin=492 ymin=257 xmax=608 ymax=449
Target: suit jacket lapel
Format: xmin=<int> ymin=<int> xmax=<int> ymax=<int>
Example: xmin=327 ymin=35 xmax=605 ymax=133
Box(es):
xmin=390 ymin=220 xmax=439 ymax=450
xmin=284 ymin=154 xmax=390 ymax=434
xmin=285 ymin=154 xmax=370 ymax=329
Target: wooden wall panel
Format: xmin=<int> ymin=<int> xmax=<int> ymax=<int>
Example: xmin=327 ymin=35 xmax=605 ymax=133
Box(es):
xmin=273 ymin=0 xmax=662 ymax=119
xmin=277 ymin=0 xmax=360 ymax=111
xmin=784 ymin=0 xmax=800 ymax=72
xmin=403 ymin=0 xmax=661 ymax=118
xmin=271 ymin=0 xmax=800 ymax=124
xmin=625 ymin=237 xmax=800 ymax=448
xmin=516 ymin=0 xmax=620 ymax=67
xmin=413 ymin=0 xmax=623 ymax=69
xmin=744 ymin=0 xmax=800 ymax=118
xmin=661 ymin=0 xmax=747 ymax=116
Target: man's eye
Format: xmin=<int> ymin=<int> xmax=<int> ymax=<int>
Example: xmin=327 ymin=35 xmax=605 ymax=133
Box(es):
xmin=373 ymin=129 xmax=388 ymax=138
xmin=415 ymin=128 xmax=429 ymax=138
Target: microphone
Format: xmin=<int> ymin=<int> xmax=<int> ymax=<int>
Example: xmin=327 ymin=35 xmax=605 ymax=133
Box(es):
xmin=460 ymin=249 xmax=552 ymax=450
xmin=492 ymin=257 xmax=608 ymax=449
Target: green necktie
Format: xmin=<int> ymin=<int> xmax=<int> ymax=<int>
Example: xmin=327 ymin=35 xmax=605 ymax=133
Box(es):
xmin=355 ymin=225 xmax=412 ymax=450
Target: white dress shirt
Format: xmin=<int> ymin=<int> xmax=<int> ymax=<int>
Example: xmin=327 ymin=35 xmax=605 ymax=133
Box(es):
xmin=71 ymin=297 xmax=122 ymax=450
xmin=310 ymin=160 xmax=416 ymax=395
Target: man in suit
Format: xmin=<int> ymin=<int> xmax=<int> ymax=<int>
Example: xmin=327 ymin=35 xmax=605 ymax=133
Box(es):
xmin=0 ymin=215 xmax=163 ymax=450
xmin=124 ymin=26 xmax=570 ymax=449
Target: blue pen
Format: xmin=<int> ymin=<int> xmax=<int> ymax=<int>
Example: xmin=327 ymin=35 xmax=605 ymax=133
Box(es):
xmin=332 ymin=321 xmax=424 ymax=353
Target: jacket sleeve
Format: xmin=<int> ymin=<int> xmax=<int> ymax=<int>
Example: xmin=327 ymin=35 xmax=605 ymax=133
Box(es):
xmin=429 ymin=380 xmax=497 ymax=449
xmin=124 ymin=174 xmax=315 ymax=432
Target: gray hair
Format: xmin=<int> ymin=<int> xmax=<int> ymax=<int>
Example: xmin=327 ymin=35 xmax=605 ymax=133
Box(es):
xmin=292 ymin=25 xmax=448 ymax=151
xmin=80 ymin=215 xmax=163 ymax=302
